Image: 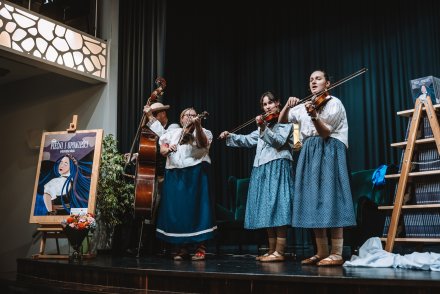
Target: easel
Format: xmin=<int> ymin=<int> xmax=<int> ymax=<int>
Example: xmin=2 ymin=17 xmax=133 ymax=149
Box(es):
xmin=33 ymin=224 xmax=94 ymax=259
xmin=32 ymin=115 xmax=95 ymax=259
xmin=33 ymin=224 xmax=67 ymax=259
xmin=384 ymin=96 xmax=440 ymax=252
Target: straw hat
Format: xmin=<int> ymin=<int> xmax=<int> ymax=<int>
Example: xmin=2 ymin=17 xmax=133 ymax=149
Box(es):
xmin=150 ymin=102 xmax=170 ymax=112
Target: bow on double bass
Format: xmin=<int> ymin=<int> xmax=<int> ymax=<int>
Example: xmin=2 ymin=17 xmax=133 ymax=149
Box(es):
xmin=124 ymin=77 xmax=166 ymax=221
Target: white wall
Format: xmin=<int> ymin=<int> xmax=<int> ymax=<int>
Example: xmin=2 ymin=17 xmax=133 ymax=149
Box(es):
xmin=0 ymin=0 xmax=119 ymax=273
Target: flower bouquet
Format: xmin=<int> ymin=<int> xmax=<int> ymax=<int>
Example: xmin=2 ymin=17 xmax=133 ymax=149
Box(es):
xmin=61 ymin=213 xmax=96 ymax=262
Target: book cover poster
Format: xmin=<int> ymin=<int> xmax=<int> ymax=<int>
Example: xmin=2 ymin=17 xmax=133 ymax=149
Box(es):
xmin=410 ymin=76 xmax=440 ymax=104
xmin=29 ymin=130 xmax=103 ymax=224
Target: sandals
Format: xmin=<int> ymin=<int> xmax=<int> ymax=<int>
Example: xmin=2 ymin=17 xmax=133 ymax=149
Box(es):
xmin=316 ymin=254 xmax=344 ymax=266
xmin=259 ymin=251 xmax=285 ymax=262
xmin=191 ymin=244 xmax=206 ymax=261
xmin=301 ymin=255 xmax=322 ymax=265
xmin=255 ymin=251 xmax=274 ymax=261
xmin=191 ymin=251 xmax=205 ymax=261
xmin=173 ymin=248 xmax=189 ymax=261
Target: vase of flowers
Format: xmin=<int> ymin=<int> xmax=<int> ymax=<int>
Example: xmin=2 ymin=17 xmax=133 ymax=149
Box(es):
xmin=61 ymin=213 xmax=96 ymax=263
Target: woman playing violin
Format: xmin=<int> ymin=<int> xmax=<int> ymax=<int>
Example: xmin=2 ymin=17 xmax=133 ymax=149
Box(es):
xmin=219 ymin=92 xmax=295 ymax=262
xmin=155 ymin=107 xmax=215 ymax=261
xmin=278 ymin=69 xmax=356 ymax=266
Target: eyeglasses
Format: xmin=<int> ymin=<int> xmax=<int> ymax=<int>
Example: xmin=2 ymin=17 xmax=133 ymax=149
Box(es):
xmin=183 ymin=114 xmax=197 ymax=118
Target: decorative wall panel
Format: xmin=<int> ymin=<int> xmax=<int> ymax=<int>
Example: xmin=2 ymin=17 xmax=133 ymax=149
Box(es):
xmin=0 ymin=0 xmax=107 ymax=82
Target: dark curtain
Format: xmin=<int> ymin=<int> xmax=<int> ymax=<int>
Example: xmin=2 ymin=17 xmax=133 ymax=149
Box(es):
xmin=118 ymin=0 xmax=440 ymax=206
xmin=117 ymin=0 xmax=166 ymax=153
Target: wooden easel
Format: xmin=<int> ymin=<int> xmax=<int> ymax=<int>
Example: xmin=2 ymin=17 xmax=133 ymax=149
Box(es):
xmin=32 ymin=224 xmax=93 ymax=259
xmin=33 ymin=224 xmax=67 ymax=259
xmin=384 ymin=96 xmax=440 ymax=252
xmin=67 ymin=115 xmax=78 ymax=133
xmin=32 ymin=115 xmax=94 ymax=259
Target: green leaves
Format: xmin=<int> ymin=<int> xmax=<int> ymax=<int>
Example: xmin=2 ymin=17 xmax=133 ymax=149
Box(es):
xmin=96 ymin=135 xmax=134 ymax=228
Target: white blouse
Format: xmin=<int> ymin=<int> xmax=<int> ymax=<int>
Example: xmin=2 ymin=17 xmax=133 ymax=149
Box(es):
xmin=159 ymin=127 xmax=213 ymax=169
xmin=226 ymin=123 xmax=293 ymax=167
xmin=288 ymin=96 xmax=349 ymax=148
xmin=44 ymin=176 xmax=71 ymax=200
xmin=148 ymin=120 xmax=180 ymax=137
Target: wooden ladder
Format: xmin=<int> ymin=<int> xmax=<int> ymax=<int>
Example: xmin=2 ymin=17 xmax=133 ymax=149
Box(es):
xmin=385 ymin=96 xmax=440 ymax=251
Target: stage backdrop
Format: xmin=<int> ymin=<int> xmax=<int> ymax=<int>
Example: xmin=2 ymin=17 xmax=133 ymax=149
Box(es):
xmin=118 ymin=0 xmax=440 ymax=207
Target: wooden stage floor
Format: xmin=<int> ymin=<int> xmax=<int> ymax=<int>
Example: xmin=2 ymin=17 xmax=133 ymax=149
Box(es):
xmin=4 ymin=252 xmax=440 ymax=293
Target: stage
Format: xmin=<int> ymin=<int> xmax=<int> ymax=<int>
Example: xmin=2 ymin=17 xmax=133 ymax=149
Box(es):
xmin=4 ymin=251 xmax=440 ymax=293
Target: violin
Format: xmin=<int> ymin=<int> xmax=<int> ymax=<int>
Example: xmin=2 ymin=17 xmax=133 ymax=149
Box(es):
xmin=260 ymin=111 xmax=280 ymax=123
xmin=311 ymin=91 xmax=331 ymax=110
xmin=225 ymin=110 xmax=279 ymax=136
xmin=222 ymin=68 xmax=368 ymax=136
xmin=295 ymin=68 xmax=368 ymax=108
xmin=256 ymin=111 xmax=280 ymax=126
xmin=176 ymin=111 xmax=209 ymax=146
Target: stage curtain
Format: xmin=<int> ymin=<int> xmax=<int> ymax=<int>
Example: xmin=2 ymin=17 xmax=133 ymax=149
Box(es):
xmin=117 ymin=0 xmax=167 ymax=152
xmin=118 ymin=0 xmax=440 ymax=209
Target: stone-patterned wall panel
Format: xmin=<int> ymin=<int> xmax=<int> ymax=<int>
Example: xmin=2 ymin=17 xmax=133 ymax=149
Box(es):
xmin=0 ymin=0 xmax=107 ymax=81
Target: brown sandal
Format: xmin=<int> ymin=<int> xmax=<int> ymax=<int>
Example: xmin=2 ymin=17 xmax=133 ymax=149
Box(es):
xmin=301 ymin=255 xmax=322 ymax=265
xmin=255 ymin=251 xmax=274 ymax=261
xmin=191 ymin=244 xmax=206 ymax=261
xmin=173 ymin=248 xmax=189 ymax=261
xmin=316 ymin=254 xmax=344 ymax=266
xmin=259 ymin=251 xmax=285 ymax=262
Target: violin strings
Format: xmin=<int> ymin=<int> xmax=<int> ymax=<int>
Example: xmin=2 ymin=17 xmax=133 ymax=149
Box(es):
xmin=229 ymin=118 xmax=257 ymax=133
xmin=298 ymin=68 xmax=367 ymax=105
xmin=226 ymin=68 xmax=367 ymax=135
xmin=229 ymin=110 xmax=277 ymax=133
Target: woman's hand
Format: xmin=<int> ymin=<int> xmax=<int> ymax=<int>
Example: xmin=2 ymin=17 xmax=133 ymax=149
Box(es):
xmin=256 ymin=115 xmax=267 ymax=131
xmin=304 ymin=101 xmax=317 ymax=118
xmin=124 ymin=152 xmax=138 ymax=163
xmin=160 ymin=144 xmax=177 ymax=156
xmin=143 ymin=105 xmax=155 ymax=121
xmin=190 ymin=116 xmax=202 ymax=129
xmin=286 ymin=97 xmax=300 ymax=108
xmin=278 ymin=96 xmax=299 ymax=123
xmin=219 ymin=131 xmax=230 ymax=139
xmin=168 ymin=144 xmax=177 ymax=153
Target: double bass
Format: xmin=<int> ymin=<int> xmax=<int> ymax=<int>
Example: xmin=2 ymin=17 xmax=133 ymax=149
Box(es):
xmin=125 ymin=77 xmax=166 ymax=220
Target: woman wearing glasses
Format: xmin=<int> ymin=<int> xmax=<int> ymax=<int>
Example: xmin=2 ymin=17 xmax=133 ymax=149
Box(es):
xmin=155 ymin=107 xmax=216 ymax=261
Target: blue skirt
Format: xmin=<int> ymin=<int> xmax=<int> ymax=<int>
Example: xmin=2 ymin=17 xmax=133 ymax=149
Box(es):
xmin=245 ymin=159 xmax=295 ymax=229
xmin=156 ymin=162 xmax=216 ymax=244
xmin=293 ymin=137 xmax=356 ymax=228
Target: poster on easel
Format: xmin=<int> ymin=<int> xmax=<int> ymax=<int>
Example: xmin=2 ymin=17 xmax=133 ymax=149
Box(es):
xmin=29 ymin=127 xmax=103 ymax=224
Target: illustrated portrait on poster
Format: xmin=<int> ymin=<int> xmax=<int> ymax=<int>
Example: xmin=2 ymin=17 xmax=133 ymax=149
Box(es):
xmin=29 ymin=130 xmax=103 ymax=224
xmin=410 ymin=76 xmax=440 ymax=104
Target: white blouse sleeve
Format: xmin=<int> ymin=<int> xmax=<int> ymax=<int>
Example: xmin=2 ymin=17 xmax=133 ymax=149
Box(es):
xmin=288 ymin=105 xmax=302 ymax=123
xmin=319 ymin=99 xmax=346 ymax=133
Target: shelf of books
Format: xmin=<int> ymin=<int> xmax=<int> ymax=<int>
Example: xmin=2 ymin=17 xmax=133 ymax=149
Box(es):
xmin=380 ymin=95 xmax=440 ymax=251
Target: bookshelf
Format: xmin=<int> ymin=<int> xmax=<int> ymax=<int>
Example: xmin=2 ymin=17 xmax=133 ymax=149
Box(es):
xmin=379 ymin=96 xmax=440 ymax=252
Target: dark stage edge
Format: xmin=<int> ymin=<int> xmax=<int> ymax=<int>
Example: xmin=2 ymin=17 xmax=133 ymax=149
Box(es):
xmin=10 ymin=254 xmax=440 ymax=294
